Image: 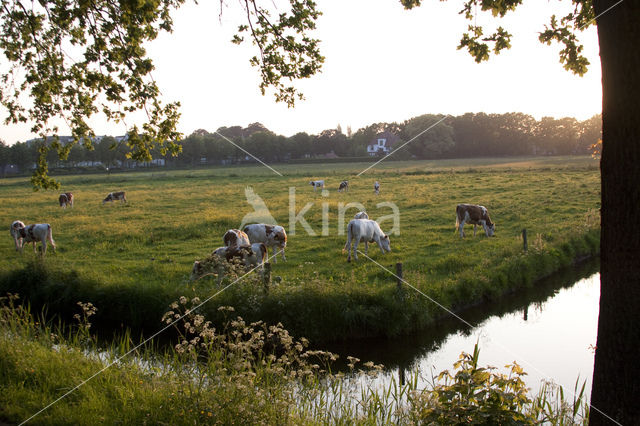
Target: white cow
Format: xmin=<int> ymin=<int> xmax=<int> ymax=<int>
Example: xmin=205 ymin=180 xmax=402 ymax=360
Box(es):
xmin=223 ymin=229 xmax=250 ymax=247
xmin=10 ymin=220 xmax=56 ymax=256
xmin=374 ymin=181 xmax=380 ymax=195
xmin=455 ymin=204 xmax=495 ymax=238
xmin=191 ymin=243 xmax=267 ymax=281
xmin=309 ymin=180 xmax=325 ymax=191
xmin=354 ymin=211 xmax=369 ymax=220
xmin=343 ymin=219 xmax=391 ymax=262
xmin=243 ymin=224 xmax=287 ymax=262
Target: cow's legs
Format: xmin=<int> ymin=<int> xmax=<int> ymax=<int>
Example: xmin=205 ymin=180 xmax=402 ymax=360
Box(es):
xmin=280 ymin=246 xmax=286 ymax=262
xmin=271 ymin=246 xmax=278 ymax=263
xmin=473 ymin=224 xmax=477 ymax=236
xmin=459 ymin=220 xmax=466 ymax=238
xmin=364 ymin=241 xmax=369 ymax=255
xmin=352 ymin=239 xmax=360 ymax=261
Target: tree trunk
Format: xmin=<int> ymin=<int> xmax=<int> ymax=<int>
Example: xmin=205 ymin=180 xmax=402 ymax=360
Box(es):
xmin=590 ymin=1 xmax=640 ymax=424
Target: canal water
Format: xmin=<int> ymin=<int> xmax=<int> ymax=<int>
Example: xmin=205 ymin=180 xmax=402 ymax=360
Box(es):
xmin=323 ymin=259 xmax=600 ymax=396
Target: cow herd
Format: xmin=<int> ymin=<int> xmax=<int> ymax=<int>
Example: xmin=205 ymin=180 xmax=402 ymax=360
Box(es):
xmin=9 ymin=182 xmax=496 ymax=285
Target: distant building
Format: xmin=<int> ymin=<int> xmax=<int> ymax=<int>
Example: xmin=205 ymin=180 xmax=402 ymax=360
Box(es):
xmin=367 ymin=132 xmax=400 ymax=156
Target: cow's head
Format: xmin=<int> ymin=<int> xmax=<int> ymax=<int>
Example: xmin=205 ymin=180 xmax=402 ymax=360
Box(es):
xmin=102 ymin=194 xmax=112 ymax=204
xmin=380 ymin=234 xmax=391 ymax=253
xmin=190 ymin=261 xmax=203 ymax=280
xmin=486 ymin=223 xmax=496 ymax=237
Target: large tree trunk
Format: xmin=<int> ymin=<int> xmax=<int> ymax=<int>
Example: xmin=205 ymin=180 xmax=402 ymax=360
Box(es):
xmin=590 ymin=1 xmax=640 ymax=424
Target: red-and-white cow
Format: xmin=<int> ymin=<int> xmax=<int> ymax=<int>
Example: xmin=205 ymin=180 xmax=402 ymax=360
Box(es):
xmin=223 ymin=229 xmax=250 ymax=247
xmin=338 ymin=180 xmax=349 ymax=192
xmin=191 ymin=243 xmax=267 ymax=281
xmin=10 ymin=220 xmax=56 ymax=255
xmin=455 ymin=204 xmax=495 ymax=238
xmin=309 ymin=180 xmax=324 ymax=191
xmin=354 ymin=211 xmax=369 ymax=220
xmin=59 ymin=192 xmax=74 ymax=208
xmin=243 ymin=224 xmax=287 ymax=262
xmin=374 ymin=181 xmax=380 ymax=195
xmin=343 ymin=219 xmax=391 ymax=262
xmin=103 ymin=191 xmax=127 ymax=204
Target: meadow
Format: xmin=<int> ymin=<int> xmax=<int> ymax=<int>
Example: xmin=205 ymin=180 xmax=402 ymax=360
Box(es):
xmin=0 ymin=156 xmax=600 ymax=343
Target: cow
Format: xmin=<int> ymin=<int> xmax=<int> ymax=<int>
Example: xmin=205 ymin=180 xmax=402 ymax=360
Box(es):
xmin=309 ymin=180 xmax=324 ymax=191
xmin=338 ymin=180 xmax=349 ymax=192
xmin=343 ymin=219 xmax=391 ymax=262
xmin=59 ymin=192 xmax=74 ymax=208
xmin=191 ymin=243 xmax=267 ymax=281
xmin=354 ymin=211 xmax=369 ymax=220
xmin=223 ymin=229 xmax=250 ymax=247
xmin=103 ymin=191 xmax=127 ymax=204
xmin=10 ymin=220 xmax=56 ymax=256
xmin=455 ymin=204 xmax=495 ymax=238
xmin=374 ymin=181 xmax=380 ymax=195
xmin=243 ymin=223 xmax=287 ymax=262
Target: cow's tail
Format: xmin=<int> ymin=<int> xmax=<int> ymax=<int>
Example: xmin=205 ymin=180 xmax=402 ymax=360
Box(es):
xmin=47 ymin=225 xmax=56 ymax=250
xmin=343 ymin=222 xmax=353 ymax=253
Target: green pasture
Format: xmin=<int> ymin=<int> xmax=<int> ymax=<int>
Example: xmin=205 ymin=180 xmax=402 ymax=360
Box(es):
xmin=0 ymin=156 xmax=600 ymax=342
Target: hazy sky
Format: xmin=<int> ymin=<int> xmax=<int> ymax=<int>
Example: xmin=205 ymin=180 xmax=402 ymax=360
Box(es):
xmin=1 ymin=0 xmax=602 ymax=144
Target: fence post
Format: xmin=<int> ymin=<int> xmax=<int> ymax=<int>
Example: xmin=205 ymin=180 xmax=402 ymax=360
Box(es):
xmin=263 ymin=263 xmax=271 ymax=294
xmin=522 ymin=229 xmax=528 ymax=252
xmin=396 ymin=262 xmax=403 ymax=289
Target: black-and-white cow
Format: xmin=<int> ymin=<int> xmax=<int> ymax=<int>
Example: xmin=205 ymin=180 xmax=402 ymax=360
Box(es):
xmin=243 ymin=224 xmax=287 ymax=262
xmin=223 ymin=229 xmax=250 ymax=247
xmin=59 ymin=192 xmax=74 ymax=208
xmin=191 ymin=243 xmax=267 ymax=281
xmin=338 ymin=181 xmax=349 ymax=192
xmin=10 ymin=220 xmax=56 ymax=256
xmin=343 ymin=219 xmax=391 ymax=262
xmin=103 ymin=191 xmax=127 ymax=204
xmin=374 ymin=181 xmax=380 ymax=195
xmin=455 ymin=204 xmax=495 ymax=238
xmin=309 ymin=180 xmax=324 ymax=191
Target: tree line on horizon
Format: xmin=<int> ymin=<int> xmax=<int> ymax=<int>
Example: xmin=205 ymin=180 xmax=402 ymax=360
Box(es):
xmin=0 ymin=112 xmax=601 ymax=174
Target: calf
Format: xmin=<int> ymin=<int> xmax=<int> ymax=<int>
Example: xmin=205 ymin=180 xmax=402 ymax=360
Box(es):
xmin=103 ymin=191 xmax=127 ymax=204
xmin=223 ymin=229 xmax=250 ymax=247
xmin=243 ymin=224 xmax=287 ymax=262
xmin=309 ymin=180 xmax=324 ymax=191
xmin=455 ymin=204 xmax=495 ymax=238
xmin=191 ymin=243 xmax=267 ymax=281
xmin=10 ymin=220 xmax=56 ymax=256
xmin=374 ymin=181 xmax=380 ymax=195
xmin=343 ymin=219 xmax=391 ymax=262
xmin=338 ymin=181 xmax=349 ymax=192
xmin=59 ymin=192 xmax=74 ymax=208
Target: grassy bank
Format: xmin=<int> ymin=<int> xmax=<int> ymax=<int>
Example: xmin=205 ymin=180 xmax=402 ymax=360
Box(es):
xmin=0 ymin=294 xmax=590 ymax=425
xmin=0 ymin=157 xmax=600 ymax=343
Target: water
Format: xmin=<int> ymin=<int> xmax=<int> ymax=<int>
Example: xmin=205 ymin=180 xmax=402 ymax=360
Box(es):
xmin=323 ymin=259 xmax=600 ymax=396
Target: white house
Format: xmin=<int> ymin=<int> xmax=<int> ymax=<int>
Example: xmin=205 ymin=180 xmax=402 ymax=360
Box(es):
xmin=367 ymin=132 xmax=400 ymax=156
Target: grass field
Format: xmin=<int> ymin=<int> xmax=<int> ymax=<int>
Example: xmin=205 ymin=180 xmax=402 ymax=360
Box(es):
xmin=0 ymin=156 xmax=600 ymax=343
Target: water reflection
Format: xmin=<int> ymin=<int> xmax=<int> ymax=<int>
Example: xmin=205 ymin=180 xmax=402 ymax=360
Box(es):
xmin=321 ymin=258 xmax=600 ymax=394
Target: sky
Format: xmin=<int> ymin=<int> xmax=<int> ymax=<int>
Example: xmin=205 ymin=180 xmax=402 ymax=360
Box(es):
xmin=0 ymin=0 xmax=602 ymax=145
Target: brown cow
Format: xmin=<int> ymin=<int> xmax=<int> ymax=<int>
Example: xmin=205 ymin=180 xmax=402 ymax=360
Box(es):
xmin=59 ymin=192 xmax=74 ymax=208
xmin=455 ymin=204 xmax=495 ymax=238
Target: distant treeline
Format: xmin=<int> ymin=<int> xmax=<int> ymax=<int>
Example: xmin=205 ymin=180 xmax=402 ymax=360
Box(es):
xmin=0 ymin=112 xmax=601 ymax=174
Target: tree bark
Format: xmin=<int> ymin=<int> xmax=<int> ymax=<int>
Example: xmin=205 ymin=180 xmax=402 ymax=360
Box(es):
xmin=590 ymin=1 xmax=640 ymax=424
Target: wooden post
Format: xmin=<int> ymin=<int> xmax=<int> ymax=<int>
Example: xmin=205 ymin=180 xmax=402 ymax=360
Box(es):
xmin=396 ymin=262 xmax=403 ymax=289
xmin=263 ymin=263 xmax=271 ymax=294
xmin=522 ymin=228 xmax=528 ymax=252
xmin=399 ymin=366 xmax=406 ymax=386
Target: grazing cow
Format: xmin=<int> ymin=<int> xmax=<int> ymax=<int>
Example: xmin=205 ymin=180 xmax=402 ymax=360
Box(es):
xmin=10 ymin=220 xmax=56 ymax=255
xmin=103 ymin=191 xmax=127 ymax=204
xmin=338 ymin=180 xmax=349 ymax=192
xmin=223 ymin=229 xmax=250 ymax=247
xmin=343 ymin=219 xmax=391 ymax=262
xmin=59 ymin=192 xmax=74 ymax=208
xmin=455 ymin=204 xmax=495 ymax=238
xmin=243 ymin=223 xmax=287 ymax=262
xmin=354 ymin=211 xmax=369 ymax=220
xmin=309 ymin=180 xmax=325 ymax=191
xmin=374 ymin=181 xmax=380 ymax=195
xmin=191 ymin=243 xmax=267 ymax=281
